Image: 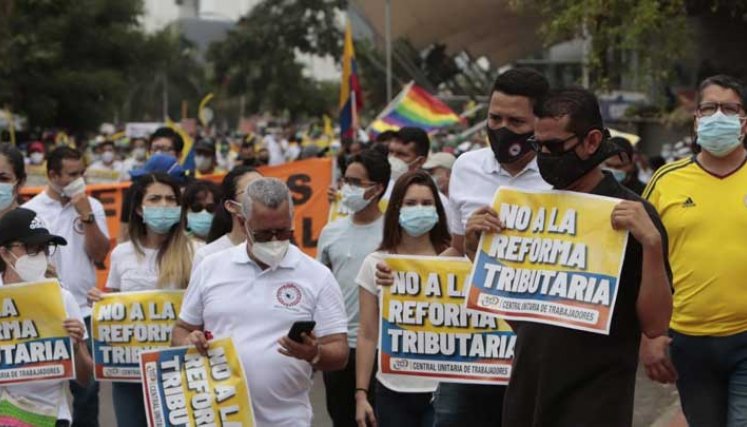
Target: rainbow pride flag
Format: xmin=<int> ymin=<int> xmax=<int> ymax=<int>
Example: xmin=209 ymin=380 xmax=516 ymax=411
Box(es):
xmin=368 ymin=82 xmax=462 ymax=135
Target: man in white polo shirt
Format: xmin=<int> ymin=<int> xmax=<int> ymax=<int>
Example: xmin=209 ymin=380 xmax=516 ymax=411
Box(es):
xmin=23 ymin=145 xmax=110 ymax=427
xmin=438 ymin=68 xmax=551 ymax=427
xmin=173 ymin=177 xmax=349 ymax=427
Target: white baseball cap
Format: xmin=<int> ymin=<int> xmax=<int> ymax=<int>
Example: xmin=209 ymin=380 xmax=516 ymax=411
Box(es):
xmin=422 ymin=152 xmax=456 ymax=170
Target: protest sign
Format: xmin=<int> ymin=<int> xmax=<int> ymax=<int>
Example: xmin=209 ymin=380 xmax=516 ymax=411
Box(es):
xmin=92 ymin=290 xmax=184 ymax=381
xmin=0 ymin=280 xmax=75 ymax=385
xmin=140 ymin=337 xmax=254 ymax=427
xmin=465 ymin=187 xmax=629 ymax=335
xmin=379 ymin=256 xmax=514 ymax=389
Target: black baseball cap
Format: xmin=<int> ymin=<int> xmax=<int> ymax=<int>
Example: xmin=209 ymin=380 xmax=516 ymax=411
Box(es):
xmin=0 ymin=208 xmax=67 ymax=247
xmin=195 ymin=140 xmax=216 ymax=155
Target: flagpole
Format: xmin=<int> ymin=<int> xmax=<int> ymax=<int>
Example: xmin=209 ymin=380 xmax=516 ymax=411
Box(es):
xmin=351 ymin=90 xmax=358 ymax=143
xmin=385 ymin=0 xmax=393 ymax=102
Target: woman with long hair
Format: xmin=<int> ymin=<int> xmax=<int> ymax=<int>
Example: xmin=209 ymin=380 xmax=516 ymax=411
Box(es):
xmin=355 ymin=170 xmax=451 ymax=427
xmin=193 ymin=166 xmax=261 ymax=269
xmin=88 ymin=173 xmax=195 ymax=427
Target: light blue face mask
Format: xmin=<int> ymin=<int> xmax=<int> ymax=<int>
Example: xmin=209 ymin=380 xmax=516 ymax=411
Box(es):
xmin=399 ymin=205 xmax=439 ymax=237
xmin=602 ymin=167 xmax=627 ymax=183
xmin=696 ymin=111 xmax=743 ymax=157
xmin=187 ymin=210 xmax=214 ymax=238
xmin=0 ymin=182 xmax=15 ymax=211
xmin=142 ymin=206 xmax=182 ymax=234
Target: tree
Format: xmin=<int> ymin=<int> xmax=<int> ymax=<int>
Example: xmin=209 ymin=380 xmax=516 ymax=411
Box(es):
xmin=510 ymin=0 xmax=747 ymax=91
xmin=510 ymin=0 xmax=689 ymax=90
xmin=207 ymin=0 xmax=346 ymax=118
xmin=0 ymin=0 xmax=152 ymax=132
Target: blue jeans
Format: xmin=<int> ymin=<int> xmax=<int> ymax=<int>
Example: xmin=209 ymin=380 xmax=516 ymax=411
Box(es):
xmin=112 ymin=382 xmax=147 ymax=427
xmin=375 ymin=381 xmax=433 ymax=427
xmin=671 ymin=329 xmax=747 ymax=427
xmin=70 ymin=316 xmax=99 ymax=427
xmin=433 ymin=383 xmax=505 ymax=427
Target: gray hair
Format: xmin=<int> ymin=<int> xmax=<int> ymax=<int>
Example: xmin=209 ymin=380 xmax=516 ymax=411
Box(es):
xmin=240 ymin=177 xmax=294 ymax=221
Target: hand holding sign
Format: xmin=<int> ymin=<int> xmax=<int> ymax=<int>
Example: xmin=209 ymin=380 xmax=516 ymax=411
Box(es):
xmin=63 ymin=318 xmax=86 ymax=345
xmin=465 ymin=206 xmax=504 ymax=259
xmin=375 ymin=261 xmax=394 ymax=287
xmin=611 ymin=200 xmax=661 ymax=248
xmin=188 ymin=330 xmax=210 ymax=356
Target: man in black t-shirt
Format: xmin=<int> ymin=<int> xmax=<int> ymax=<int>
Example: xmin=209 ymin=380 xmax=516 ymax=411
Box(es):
xmin=468 ymin=88 xmax=673 ymax=426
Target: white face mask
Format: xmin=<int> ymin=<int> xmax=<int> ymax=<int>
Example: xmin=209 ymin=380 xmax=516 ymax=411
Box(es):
xmin=132 ymin=147 xmax=147 ymax=160
xmin=102 ymin=151 xmax=115 ymax=164
xmin=10 ymin=252 xmax=49 ymax=282
xmin=194 ymin=155 xmax=212 ymax=172
xmin=341 ymin=184 xmax=372 ymax=213
xmin=61 ymin=177 xmax=86 ymax=198
xmin=388 ymin=156 xmax=409 ymax=182
xmin=30 ymin=152 xmax=44 ymax=165
xmin=251 ymin=240 xmax=289 ymax=269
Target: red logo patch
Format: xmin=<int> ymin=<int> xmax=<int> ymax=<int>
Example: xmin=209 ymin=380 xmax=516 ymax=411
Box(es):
xmin=276 ymin=283 xmax=302 ymax=307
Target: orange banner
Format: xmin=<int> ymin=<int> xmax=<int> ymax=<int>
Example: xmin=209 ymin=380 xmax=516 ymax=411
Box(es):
xmin=20 ymin=158 xmax=333 ymax=286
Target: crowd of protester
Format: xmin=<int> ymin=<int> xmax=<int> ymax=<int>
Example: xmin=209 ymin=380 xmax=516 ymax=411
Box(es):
xmin=0 ymin=69 xmax=745 ymax=427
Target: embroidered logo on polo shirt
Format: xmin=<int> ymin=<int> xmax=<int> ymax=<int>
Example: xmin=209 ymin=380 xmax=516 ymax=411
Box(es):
xmin=682 ymin=197 xmax=696 ymax=208
xmin=276 ymin=283 xmax=302 ymax=307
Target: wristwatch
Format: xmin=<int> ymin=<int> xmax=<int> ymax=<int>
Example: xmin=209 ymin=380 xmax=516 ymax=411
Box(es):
xmin=79 ymin=212 xmax=95 ymax=224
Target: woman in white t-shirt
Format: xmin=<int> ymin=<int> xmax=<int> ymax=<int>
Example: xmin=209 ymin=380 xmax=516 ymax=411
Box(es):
xmin=88 ymin=173 xmax=194 ymax=427
xmin=0 ymin=207 xmax=92 ymax=427
xmin=355 ymin=170 xmax=452 ymax=427
xmin=192 ymin=166 xmax=262 ymax=270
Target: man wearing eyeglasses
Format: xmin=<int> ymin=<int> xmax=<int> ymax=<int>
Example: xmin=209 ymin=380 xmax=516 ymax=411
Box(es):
xmin=642 ymin=74 xmax=747 ymax=427
xmin=317 ymin=148 xmax=390 ymax=427
xmin=173 ymin=177 xmax=349 ymax=427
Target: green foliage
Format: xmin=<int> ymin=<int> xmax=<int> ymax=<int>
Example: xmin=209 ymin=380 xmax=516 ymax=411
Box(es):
xmin=511 ymin=0 xmax=690 ymax=89
xmin=0 ymin=0 xmax=149 ymax=132
xmin=208 ymin=0 xmax=346 ymax=118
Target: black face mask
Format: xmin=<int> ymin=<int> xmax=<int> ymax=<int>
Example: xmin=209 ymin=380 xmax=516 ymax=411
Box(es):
xmin=487 ymin=126 xmax=534 ymax=164
xmin=537 ymin=140 xmax=607 ymax=189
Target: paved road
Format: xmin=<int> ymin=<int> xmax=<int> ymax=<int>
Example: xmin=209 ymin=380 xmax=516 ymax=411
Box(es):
xmin=95 ymin=367 xmax=676 ymax=426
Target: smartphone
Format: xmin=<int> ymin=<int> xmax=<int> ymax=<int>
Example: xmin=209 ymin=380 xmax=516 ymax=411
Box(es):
xmin=288 ymin=321 xmax=316 ymax=343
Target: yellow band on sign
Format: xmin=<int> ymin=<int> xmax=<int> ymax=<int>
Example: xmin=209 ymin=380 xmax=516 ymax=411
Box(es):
xmin=92 ymin=290 xmax=184 ymax=382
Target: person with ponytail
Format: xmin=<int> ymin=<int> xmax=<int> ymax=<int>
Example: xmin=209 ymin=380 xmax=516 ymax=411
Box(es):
xmin=87 ymin=172 xmax=195 ymax=427
xmin=192 ymin=166 xmax=261 ymax=269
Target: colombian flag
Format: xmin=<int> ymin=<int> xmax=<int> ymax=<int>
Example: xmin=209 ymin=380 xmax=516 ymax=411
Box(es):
xmin=339 ymin=20 xmax=363 ymax=139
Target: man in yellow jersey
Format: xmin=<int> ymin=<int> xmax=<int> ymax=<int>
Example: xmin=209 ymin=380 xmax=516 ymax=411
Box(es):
xmin=643 ymin=74 xmax=747 ymax=427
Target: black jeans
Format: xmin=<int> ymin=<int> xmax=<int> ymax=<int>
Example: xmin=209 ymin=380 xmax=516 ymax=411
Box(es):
xmin=671 ymin=329 xmax=747 ymax=427
xmin=375 ymin=381 xmax=433 ymax=427
xmin=70 ymin=316 xmax=99 ymax=427
xmin=323 ymin=348 xmax=376 ymax=427
xmin=433 ymin=383 xmax=505 ymax=427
